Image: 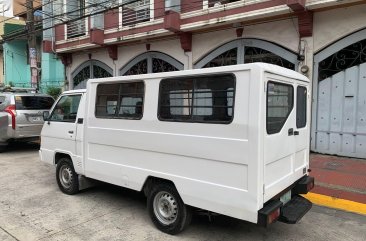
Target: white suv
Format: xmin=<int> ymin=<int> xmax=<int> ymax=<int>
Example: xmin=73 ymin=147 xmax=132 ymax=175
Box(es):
xmin=0 ymin=89 xmax=54 ymax=151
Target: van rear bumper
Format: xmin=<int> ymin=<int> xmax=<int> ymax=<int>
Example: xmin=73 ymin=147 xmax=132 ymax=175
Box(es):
xmin=258 ymin=175 xmax=314 ymax=227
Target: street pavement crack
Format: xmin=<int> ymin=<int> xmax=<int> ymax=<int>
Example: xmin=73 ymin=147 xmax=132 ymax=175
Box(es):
xmin=0 ymin=226 xmax=20 ymax=241
xmin=37 ymin=207 xmax=125 ymax=240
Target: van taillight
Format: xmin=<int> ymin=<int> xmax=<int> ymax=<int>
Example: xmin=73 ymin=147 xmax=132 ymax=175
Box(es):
xmin=5 ymin=105 xmax=16 ymax=129
xmin=268 ymin=208 xmax=281 ymax=224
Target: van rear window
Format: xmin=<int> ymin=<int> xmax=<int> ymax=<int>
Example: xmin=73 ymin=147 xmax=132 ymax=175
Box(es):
xmin=266 ymin=82 xmax=294 ymax=134
xmin=296 ymin=86 xmax=307 ymax=128
xmin=158 ymin=74 xmax=235 ymax=123
xmin=15 ymin=96 xmax=54 ymax=110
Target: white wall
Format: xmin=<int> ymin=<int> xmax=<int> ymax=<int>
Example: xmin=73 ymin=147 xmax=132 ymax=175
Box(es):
xmin=117 ymin=38 xmax=186 ymax=71
xmin=313 ymin=4 xmax=366 ymax=52
xmin=192 ymin=19 xmax=300 ymax=64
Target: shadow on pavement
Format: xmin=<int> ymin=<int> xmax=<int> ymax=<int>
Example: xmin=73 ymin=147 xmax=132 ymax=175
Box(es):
xmin=3 ymin=141 xmax=40 ymax=153
xmin=81 ymin=181 xmax=255 ymax=231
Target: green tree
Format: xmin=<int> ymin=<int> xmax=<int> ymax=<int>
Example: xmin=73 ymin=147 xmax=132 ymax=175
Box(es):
xmin=47 ymin=86 xmax=62 ymax=100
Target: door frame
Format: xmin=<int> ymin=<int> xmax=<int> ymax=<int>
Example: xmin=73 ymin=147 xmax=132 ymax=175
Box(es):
xmin=311 ymin=28 xmax=366 ymax=152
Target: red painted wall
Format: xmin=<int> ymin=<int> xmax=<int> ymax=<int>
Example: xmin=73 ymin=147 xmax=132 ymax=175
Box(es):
xmin=181 ymin=0 xmax=203 ymax=13
xmin=155 ymin=0 xmax=165 ymax=19
xmin=105 ymin=9 xmax=119 ymax=30
xmin=55 ymin=24 xmax=65 ymax=42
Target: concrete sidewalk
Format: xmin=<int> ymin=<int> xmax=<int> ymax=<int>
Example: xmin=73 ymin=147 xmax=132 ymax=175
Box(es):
xmin=308 ymin=153 xmax=366 ymax=207
xmin=305 ymin=153 xmax=366 ymax=215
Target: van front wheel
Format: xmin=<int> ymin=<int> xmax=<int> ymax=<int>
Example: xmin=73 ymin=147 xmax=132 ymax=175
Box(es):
xmin=56 ymin=158 xmax=79 ymax=195
xmin=147 ymin=183 xmax=192 ymax=235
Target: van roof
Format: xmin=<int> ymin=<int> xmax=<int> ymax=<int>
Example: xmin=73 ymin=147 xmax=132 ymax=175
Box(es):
xmin=63 ymin=89 xmax=86 ymax=94
xmin=88 ymin=63 xmax=309 ymax=84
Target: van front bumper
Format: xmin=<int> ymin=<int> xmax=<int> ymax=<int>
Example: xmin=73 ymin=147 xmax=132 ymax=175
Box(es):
xmin=258 ymin=175 xmax=314 ymax=227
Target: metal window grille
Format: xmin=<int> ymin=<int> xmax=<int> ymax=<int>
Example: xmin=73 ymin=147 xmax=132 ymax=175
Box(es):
xmin=122 ymin=0 xmax=150 ymax=26
xmin=159 ymin=75 xmax=236 ymax=124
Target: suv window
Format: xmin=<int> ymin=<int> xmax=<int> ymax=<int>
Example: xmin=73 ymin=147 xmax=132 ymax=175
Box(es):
xmin=267 ymin=81 xmax=294 ymax=134
xmin=49 ymin=95 xmax=82 ymax=122
xmin=158 ymin=74 xmax=235 ymax=123
xmin=15 ymin=96 xmax=54 ymax=110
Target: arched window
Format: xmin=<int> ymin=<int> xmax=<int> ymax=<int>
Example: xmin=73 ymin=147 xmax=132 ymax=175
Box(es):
xmin=72 ymin=60 xmax=113 ymax=89
xmin=120 ymin=52 xmax=184 ymax=76
xmin=317 ymin=38 xmax=366 ymax=81
xmin=195 ymin=39 xmax=297 ymax=70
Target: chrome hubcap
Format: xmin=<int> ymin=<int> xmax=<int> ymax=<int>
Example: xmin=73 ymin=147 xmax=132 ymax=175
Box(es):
xmin=153 ymin=191 xmax=178 ymax=225
xmin=59 ymin=165 xmax=73 ymax=189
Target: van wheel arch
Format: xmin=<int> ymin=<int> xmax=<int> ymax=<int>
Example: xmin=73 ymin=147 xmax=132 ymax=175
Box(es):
xmin=142 ymin=176 xmax=177 ymax=197
xmin=54 ymin=152 xmax=72 ymax=166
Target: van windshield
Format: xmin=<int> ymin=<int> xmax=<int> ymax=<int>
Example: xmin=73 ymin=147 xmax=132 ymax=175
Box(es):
xmin=15 ymin=96 xmax=54 ymax=110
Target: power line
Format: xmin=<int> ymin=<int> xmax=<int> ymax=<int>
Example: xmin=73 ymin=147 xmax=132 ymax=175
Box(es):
xmin=1 ymin=0 xmax=123 ymax=38
xmin=3 ymin=0 xmax=299 ymax=48
xmin=2 ymin=0 xmax=151 ymax=41
xmin=3 ymin=0 xmax=214 ymax=40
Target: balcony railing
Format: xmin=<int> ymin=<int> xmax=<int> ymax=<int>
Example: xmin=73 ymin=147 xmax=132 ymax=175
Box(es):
xmin=67 ymin=19 xmax=87 ymax=39
xmin=208 ymin=0 xmax=241 ymax=7
xmin=122 ymin=0 xmax=151 ymax=26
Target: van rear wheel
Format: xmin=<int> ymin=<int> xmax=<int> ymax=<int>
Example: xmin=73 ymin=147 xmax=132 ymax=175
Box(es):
xmin=56 ymin=158 xmax=79 ymax=195
xmin=147 ymin=183 xmax=192 ymax=235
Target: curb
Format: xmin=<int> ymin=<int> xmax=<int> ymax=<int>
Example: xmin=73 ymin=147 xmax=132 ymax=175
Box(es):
xmin=303 ymin=192 xmax=366 ymax=216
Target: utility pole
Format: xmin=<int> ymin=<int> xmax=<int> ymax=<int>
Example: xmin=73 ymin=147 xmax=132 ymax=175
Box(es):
xmin=26 ymin=0 xmax=38 ymax=90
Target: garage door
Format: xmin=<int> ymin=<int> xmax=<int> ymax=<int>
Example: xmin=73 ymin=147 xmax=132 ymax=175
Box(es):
xmin=311 ymin=29 xmax=366 ymax=158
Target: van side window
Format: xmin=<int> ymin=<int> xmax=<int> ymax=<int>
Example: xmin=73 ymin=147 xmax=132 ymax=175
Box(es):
xmin=267 ymin=82 xmax=293 ymax=134
xmin=296 ymin=86 xmax=307 ymax=128
xmin=49 ymin=95 xmax=82 ymax=123
xmin=96 ymin=82 xmax=144 ymax=119
xmin=158 ymin=74 xmax=235 ymax=123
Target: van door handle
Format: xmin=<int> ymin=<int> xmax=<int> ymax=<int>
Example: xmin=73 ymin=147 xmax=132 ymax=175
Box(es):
xmin=68 ymin=131 xmax=74 ymax=134
xmin=288 ymin=128 xmax=294 ymax=136
xmin=294 ymin=131 xmax=299 ymax=136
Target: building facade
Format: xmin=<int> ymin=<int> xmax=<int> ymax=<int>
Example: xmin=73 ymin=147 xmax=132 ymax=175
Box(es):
xmin=43 ymin=0 xmax=366 ymax=158
xmin=0 ymin=16 xmax=26 ymax=86
xmin=2 ymin=0 xmax=65 ymax=92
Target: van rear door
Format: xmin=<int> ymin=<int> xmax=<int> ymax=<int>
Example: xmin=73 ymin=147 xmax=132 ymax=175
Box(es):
xmin=263 ymin=77 xmax=304 ymax=202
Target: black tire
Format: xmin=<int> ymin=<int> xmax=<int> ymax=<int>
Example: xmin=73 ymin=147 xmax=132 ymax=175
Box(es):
xmin=0 ymin=143 xmax=7 ymax=153
xmin=147 ymin=183 xmax=192 ymax=235
xmin=56 ymin=158 xmax=79 ymax=195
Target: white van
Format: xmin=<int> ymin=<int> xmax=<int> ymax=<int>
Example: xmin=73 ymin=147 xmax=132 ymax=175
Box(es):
xmin=40 ymin=64 xmax=314 ymax=234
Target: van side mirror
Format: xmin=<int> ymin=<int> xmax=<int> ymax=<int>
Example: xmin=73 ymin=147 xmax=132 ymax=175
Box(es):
xmin=43 ymin=111 xmax=50 ymax=121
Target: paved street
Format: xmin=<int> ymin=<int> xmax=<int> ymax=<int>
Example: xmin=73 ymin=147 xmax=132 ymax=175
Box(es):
xmin=0 ymin=143 xmax=365 ymax=241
